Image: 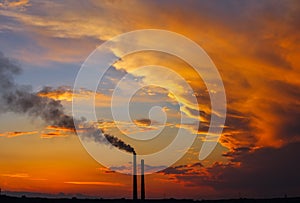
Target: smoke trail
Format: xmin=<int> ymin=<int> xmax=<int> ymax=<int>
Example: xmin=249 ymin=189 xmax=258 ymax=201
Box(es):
xmin=104 ymin=133 xmax=135 ymax=154
xmin=0 ymin=52 xmax=75 ymax=130
xmin=0 ymin=52 xmax=135 ymax=154
xmin=81 ymin=126 xmax=135 ymax=154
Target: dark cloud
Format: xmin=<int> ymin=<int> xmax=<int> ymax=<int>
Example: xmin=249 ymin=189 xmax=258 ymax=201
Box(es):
xmin=168 ymin=142 xmax=300 ymax=197
xmin=212 ymin=142 xmax=300 ymax=195
xmin=222 ymin=147 xmax=252 ymax=161
xmin=254 ymin=47 xmax=292 ymax=70
xmin=38 ymin=86 xmax=72 ymax=96
xmin=110 ymin=163 xmax=165 ymax=174
xmin=220 ymin=108 xmax=258 ymax=153
xmin=225 ymin=109 xmax=254 ymax=132
xmin=160 ymin=165 xmax=191 ymax=175
xmin=264 ymin=102 xmax=300 ymax=142
xmin=251 ymin=79 xmax=300 ymax=145
xmin=159 ymin=162 xmax=204 ymax=176
xmin=191 ymin=162 xmax=203 ymax=167
xmin=268 ymin=80 xmax=300 ymax=102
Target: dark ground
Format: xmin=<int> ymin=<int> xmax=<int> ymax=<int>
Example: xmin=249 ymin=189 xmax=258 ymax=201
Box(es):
xmin=0 ymin=195 xmax=300 ymax=203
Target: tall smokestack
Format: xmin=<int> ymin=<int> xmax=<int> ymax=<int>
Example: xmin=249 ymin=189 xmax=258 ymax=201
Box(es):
xmin=141 ymin=159 xmax=145 ymax=200
xmin=133 ymin=153 xmax=137 ymax=200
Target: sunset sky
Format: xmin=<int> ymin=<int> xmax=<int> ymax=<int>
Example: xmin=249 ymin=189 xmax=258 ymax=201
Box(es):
xmin=0 ymin=0 xmax=300 ymax=200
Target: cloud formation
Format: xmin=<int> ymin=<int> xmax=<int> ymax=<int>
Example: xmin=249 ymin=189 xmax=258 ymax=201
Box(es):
xmin=159 ymin=142 xmax=300 ymax=197
xmin=64 ymin=181 xmax=124 ymax=186
xmin=1 ymin=0 xmax=300 ymax=198
xmin=0 ymin=130 xmax=38 ymax=137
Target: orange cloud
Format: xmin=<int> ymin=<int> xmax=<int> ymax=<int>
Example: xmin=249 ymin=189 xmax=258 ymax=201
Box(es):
xmin=37 ymin=86 xmax=114 ymax=108
xmin=0 ymin=131 xmax=38 ymax=138
xmin=45 ymin=125 xmax=75 ymax=133
xmin=40 ymin=125 xmax=75 ymax=138
xmin=0 ymin=0 xmax=29 ymax=8
xmin=133 ymin=118 xmax=152 ymax=127
xmin=1 ymin=173 xmax=29 ymax=178
xmin=1 ymin=173 xmax=47 ymax=182
xmin=64 ymin=181 xmax=124 ymax=186
xmin=37 ymin=86 xmax=74 ymax=102
xmin=40 ymin=132 xmax=69 ymax=139
xmin=97 ymin=119 xmax=161 ymax=136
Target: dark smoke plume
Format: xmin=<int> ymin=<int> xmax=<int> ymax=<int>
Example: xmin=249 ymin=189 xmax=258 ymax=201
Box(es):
xmin=0 ymin=52 xmax=135 ymax=154
xmin=80 ymin=126 xmax=135 ymax=154
xmin=104 ymin=133 xmax=135 ymax=154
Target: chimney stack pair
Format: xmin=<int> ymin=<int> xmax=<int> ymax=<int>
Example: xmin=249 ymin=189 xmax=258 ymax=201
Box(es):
xmin=133 ymin=154 xmax=145 ymax=200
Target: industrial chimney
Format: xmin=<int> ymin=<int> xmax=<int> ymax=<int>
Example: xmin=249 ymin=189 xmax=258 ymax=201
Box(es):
xmin=141 ymin=159 xmax=145 ymax=200
xmin=133 ymin=153 xmax=138 ymax=200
